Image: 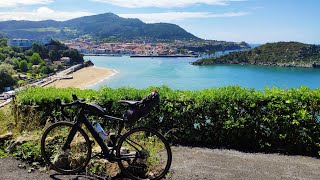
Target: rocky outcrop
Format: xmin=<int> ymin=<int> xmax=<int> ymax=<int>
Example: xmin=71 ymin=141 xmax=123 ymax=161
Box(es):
xmin=0 ymin=132 xmax=13 ymax=143
xmin=84 ymin=60 xmax=94 ymax=67
xmin=312 ymin=63 xmax=320 ymax=68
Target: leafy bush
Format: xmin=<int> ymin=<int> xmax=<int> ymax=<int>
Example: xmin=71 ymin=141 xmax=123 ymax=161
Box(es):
xmin=14 ymin=86 xmax=320 ymax=156
xmin=0 ymin=148 xmax=8 ymax=158
xmin=12 ymin=141 xmax=42 ymax=162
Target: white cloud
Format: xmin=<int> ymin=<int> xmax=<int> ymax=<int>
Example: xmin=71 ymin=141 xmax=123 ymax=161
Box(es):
xmin=119 ymin=11 xmax=249 ymax=23
xmin=92 ymin=0 xmax=246 ymax=8
xmin=0 ymin=0 xmax=53 ymax=7
xmin=0 ymin=7 xmax=93 ymax=21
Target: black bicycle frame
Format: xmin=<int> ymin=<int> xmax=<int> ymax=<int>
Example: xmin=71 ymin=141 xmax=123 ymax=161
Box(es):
xmin=62 ymin=108 xmax=124 ymax=158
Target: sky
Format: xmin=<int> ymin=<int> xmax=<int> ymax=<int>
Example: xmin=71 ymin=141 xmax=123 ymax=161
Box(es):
xmin=0 ymin=0 xmax=319 ymax=44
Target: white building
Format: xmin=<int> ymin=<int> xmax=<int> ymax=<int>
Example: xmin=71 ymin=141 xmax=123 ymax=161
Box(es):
xmin=7 ymin=38 xmax=51 ymax=48
xmin=60 ymin=57 xmax=71 ymax=63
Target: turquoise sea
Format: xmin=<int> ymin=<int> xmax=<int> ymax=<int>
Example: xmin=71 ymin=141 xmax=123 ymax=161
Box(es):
xmin=87 ymin=56 xmax=320 ymax=90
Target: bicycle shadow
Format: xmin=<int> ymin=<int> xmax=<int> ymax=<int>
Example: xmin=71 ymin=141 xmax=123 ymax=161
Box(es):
xmin=49 ymin=172 xmax=126 ymax=180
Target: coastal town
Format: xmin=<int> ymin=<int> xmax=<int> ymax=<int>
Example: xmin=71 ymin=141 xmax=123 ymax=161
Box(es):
xmin=7 ymin=38 xmax=198 ymax=56
xmin=64 ymin=38 xmax=249 ymax=56
xmin=6 ymin=37 xmax=250 ymax=57
xmin=66 ymin=39 xmax=185 ymax=56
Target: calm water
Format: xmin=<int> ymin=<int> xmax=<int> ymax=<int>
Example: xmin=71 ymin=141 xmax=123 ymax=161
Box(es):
xmin=87 ymin=56 xmax=320 ymax=90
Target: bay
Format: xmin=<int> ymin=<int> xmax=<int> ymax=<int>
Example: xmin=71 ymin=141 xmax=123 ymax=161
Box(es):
xmin=87 ymin=56 xmax=320 ymax=90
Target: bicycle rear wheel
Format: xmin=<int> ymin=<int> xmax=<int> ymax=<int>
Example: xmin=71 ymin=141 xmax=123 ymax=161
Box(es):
xmin=41 ymin=121 xmax=92 ymax=174
xmin=116 ymin=127 xmax=172 ymax=180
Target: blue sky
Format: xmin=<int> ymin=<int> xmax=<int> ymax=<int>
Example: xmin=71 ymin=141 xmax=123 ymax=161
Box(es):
xmin=0 ymin=0 xmax=319 ymax=44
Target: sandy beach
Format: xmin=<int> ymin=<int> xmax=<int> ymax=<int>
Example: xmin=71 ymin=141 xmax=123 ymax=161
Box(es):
xmin=47 ymin=66 xmax=114 ymax=89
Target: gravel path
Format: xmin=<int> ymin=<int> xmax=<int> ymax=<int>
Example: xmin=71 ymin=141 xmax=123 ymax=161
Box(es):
xmin=1 ymin=146 xmax=320 ymax=180
xmin=170 ymin=146 xmax=320 ymax=180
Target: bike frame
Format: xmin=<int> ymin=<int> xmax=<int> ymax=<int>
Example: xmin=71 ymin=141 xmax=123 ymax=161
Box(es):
xmin=61 ymin=107 xmax=127 ymax=160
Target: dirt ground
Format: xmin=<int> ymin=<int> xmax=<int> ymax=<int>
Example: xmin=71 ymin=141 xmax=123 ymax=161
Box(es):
xmin=1 ymin=146 xmax=320 ymax=180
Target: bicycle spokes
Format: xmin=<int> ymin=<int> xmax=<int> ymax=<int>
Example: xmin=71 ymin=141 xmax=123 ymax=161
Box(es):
xmin=117 ymin=129 xmax=170 ymax=179
xmin=41 ymin=122 xmax=91 ymax=173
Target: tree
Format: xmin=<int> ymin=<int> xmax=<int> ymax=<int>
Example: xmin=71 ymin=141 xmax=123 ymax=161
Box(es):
xmin=15 ymin=53 xmax=26 ymax=60
xmin=11 ymin=46 xmax=22 ymax=53
xmin=40 ymin=66 xmax=49 ymax=74
xmin=208 ymin=50 xmax=216 ymax=57
xmin=29 ymin=52 xmax=43 ymax=65
xmin=27 ymin=62 xmax=33 ymax=70
xmin=0 ymin=35 xmax=7 ymax=47
xmin=30 ymin=43 xmax=48 ymax=59
xmin=0 ymin=63 xmax=16 ymax=90
xmin=31 ymin=43 xmax=42 ymax=55
xmin=62 ymin=49 xmax=84 ymax=63
xmin=49 ymin=50 xmax=60 ymax=61
xmin=48 ymin=40 xmax=68 ymax=51
xmin=19 ymin=60 xmax=29 ymax=72
xmin=0 ymin=53 xmax=6 ymax=61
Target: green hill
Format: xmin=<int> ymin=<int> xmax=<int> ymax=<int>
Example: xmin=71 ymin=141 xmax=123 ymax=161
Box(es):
xmin=0 ymin=13 xmax=199 ymax=42
xmin=192 ymin=42 xmax=320 ymax=68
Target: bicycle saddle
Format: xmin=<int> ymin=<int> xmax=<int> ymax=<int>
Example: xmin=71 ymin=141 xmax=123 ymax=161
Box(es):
xmin=118 ymin=100 xmax=140 ymax=106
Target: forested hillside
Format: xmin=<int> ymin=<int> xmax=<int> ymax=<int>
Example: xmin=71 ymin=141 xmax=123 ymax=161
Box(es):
xmin=193 ymin=42 xmax=320 ymax=68
xmin=0 ymin=13 xmax=199 ymax=41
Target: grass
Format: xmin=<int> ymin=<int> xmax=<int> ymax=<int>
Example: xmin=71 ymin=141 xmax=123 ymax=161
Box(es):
xmin=0 ymin=109 xmax=7 ymax=135
xmin=62 ymin=27 xmax=79 ymax=34
xmin=0 ymin=106 xmax=15 ymax=135
xmin=20 ymin=27 xmax=60 ymax=33
xmin=120 ymin=130 xmax=167 ymax=177
xmin=0 ymin=106 xmax=14 ymax=158
xmin=0 ymin=104 xmax=43 ymax=160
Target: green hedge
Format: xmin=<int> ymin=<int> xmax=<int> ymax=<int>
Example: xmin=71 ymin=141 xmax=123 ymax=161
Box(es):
xmin=15 ymin=86 xmax=320 ymax=156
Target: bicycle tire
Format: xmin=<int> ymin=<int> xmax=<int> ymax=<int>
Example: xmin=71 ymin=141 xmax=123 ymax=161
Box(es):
xmin=41 ymin=121 xmax=92 ymax=174
xmin=116 ymin=127 xmax=172 ymax=180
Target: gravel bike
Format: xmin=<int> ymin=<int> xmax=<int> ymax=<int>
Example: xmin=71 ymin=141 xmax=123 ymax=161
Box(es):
xmin=40 ymin=91 xmax=172 ymax=180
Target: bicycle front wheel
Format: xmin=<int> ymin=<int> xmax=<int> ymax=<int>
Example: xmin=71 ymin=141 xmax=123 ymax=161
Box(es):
xmin=116 ymin=127 xmax=172 ymax=180
xmin=41 ymin=121 xmax=92 ymax=174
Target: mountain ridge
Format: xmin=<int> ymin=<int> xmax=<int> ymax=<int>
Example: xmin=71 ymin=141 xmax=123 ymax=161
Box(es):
xmin=0 ymin=12 xmax=200 ymax=41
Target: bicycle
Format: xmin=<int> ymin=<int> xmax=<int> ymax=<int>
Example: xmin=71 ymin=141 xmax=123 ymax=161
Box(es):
xmin=40 ymin=91 xmax=172 ymax=180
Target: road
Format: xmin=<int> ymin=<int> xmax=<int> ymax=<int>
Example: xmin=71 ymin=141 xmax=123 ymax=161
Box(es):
xmin=1 ymin=146 xmax=320 ymax=180
xmin=0 ymin=98 xmax=11 ymax=108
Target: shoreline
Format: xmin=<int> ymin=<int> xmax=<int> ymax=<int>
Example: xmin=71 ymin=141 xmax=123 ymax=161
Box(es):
xmin=192 ymin=61 xmax=319 ymax=68
xmin=85 ymin=68 xmax=119 ymax=88
xmin=47 ymin=66 xmax=117 ymax=89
